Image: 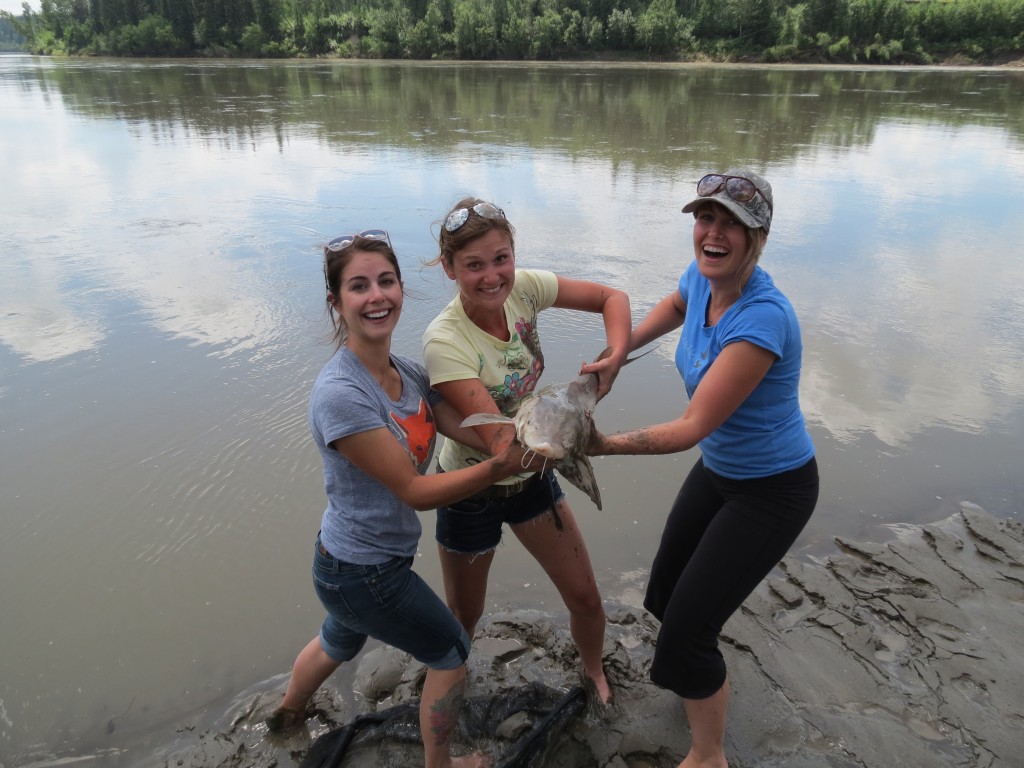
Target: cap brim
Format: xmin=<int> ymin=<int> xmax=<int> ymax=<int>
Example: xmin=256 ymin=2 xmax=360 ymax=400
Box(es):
xmin=681 ymin=194 xmax=765 ymax=231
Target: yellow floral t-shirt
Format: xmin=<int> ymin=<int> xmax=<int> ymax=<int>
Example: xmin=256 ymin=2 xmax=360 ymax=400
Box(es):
xmin=422 ymin=268 xmax=559 ymax=477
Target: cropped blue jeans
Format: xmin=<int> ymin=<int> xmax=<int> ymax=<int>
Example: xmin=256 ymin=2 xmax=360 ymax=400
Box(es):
xmin=312 ymin=536 xmax=470 ymax=670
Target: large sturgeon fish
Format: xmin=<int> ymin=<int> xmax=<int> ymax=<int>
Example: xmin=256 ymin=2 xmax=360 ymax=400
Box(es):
xmin=460 ymin=348 xmax=650 ymax=511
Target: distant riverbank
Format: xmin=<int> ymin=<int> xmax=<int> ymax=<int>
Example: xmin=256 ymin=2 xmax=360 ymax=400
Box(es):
xmin=2 ymin=48 xmax=1023 ymax=68
xmin=4 ymin=0 xmax=1023 ymax=66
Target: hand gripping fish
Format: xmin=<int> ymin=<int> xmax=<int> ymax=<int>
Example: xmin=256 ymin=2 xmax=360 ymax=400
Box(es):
xmin=459 ymin=348 xmax=652 ymax=511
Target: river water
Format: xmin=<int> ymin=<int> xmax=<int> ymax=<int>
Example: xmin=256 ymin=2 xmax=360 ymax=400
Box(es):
xmin=1 ymin=55 xmax=1022 ymax=766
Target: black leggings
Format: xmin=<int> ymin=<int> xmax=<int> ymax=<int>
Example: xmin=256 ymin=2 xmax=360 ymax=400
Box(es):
xmin=645 ymin=456 xmax=819 ymax=699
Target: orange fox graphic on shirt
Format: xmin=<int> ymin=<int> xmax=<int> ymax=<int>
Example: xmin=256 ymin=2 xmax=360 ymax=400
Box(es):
xmin=391 ymin=398 xmax=436 ymax=470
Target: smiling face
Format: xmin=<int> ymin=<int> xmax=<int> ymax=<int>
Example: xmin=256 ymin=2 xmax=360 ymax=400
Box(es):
xmin=333 ymin=249 xmax=404 ymax=346
xmin=692 ymin=201 xmax=764 ymax=286
xmin=444 ymin=228 xmax=516 ymax=318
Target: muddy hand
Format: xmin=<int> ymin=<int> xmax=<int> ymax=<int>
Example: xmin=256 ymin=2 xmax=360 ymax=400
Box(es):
xmin=579 ymin=346 xmax=624 ymax=402
xmin=497 ymin=441 xmax=549 ymax=475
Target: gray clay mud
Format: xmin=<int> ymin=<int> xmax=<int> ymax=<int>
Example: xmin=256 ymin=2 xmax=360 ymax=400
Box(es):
xmin=159 ymin=502 xmax=1023 ymax=768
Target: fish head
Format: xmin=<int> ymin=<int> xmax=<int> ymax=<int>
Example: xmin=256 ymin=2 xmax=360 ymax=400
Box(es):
xmin=514 ymin=395 xmax=567 ymax=459
xmin=513 ymin=375 xmax=596 ymax=460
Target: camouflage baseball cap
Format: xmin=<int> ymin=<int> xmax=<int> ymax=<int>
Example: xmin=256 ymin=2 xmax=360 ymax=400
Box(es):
xmin=681 ymin=169 xmax=773 ymax=233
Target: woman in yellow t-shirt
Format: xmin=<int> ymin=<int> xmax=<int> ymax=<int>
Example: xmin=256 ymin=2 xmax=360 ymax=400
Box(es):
xmin=422 ymin=199 xmax=631 ymax=704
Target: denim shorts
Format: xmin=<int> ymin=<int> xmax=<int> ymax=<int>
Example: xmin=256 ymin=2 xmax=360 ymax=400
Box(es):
xmin=312 ymin=536 xmax=470 ymax=670
xmin=435 ymin=470 xmax=565 ymax=555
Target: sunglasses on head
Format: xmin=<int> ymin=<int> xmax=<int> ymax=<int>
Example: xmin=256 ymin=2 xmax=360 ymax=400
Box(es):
xmin=443 ymin=202 xmax=506 ymax=233
xmin=326 ymin=229 xmax=392 ymax=253
xmin=697 ymin=174 xmax=773 ymax=212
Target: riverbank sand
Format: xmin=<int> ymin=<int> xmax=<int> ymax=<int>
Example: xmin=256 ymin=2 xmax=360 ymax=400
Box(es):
xmin=160 ymin=502 xmax=1023 ymax=768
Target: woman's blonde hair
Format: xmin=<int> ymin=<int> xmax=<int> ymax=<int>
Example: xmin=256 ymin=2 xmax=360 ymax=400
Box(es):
xmin=428 ymin=197 xmax=516 ymax=268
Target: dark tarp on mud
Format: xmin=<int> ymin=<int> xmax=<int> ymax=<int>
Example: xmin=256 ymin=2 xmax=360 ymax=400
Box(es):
xmin=298 ymin=683 xmax=586 ymax=768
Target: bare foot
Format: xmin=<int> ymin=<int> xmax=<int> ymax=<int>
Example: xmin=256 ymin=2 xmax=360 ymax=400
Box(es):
xmin=451 ymin=750 xmax=492 ymax=768
xmin=588 ymin=670 xmax=614 ymax=705
xmin=679 ymin=751 xmax=728 ymax=768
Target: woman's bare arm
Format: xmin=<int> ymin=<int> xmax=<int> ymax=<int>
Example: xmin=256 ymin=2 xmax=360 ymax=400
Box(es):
xmin=589 ymin=341 xmax=775 ymax=456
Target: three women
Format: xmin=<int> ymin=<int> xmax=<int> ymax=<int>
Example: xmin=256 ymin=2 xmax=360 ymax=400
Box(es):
xmin=279 ymin=170 xmax=816 ymax=768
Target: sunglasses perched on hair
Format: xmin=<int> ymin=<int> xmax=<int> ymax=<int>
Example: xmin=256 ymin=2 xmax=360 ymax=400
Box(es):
xmin=443 ymin=202 xmax=506 ymax=233
xmin=697 ymin=174 xmax=773 ymax=212
xmin=326 ymin=229 xmax=392 ymax=252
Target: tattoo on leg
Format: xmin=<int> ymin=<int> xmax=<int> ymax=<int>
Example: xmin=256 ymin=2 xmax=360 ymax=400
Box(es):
xmin=429 ymin=678 xmax=467 ymax=746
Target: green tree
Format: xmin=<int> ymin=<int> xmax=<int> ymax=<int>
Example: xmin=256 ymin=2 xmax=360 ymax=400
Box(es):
xmin=365 ymin=4 xmax=411 ymax=56
xmin=240 ymin=21 xmax=270 ymax=53
xmin=108 ymin=14 xmax=183 ymax=55
xmin=743 ymin=0 xmax=780 ymax=47
xmin=161 ymin=0 xmax=197 ymax=45
xmin=532 ymin=6 xmax=562 ymax=57
xmin=196 ymin=0 xmax=229 ymax=46
xmin=846 ymin=0 xmax=908 ymax=44
xmin=690 ymin=0 xmax=736 ymax=38
xmin=301 ymin=11 xmax=363 ymax=54
xmin=452 ymin=0 xmax=497 ymax=58
xmin=582 ymin=15 xmax=603 ymax=48
xmin=805 ymin=0 xmax=847 ymax=37
xmin=636 ymin=0 xmax=681 ymax=53
xmin=561 ymin=7 xmax=584 ymax=50
xmin=605 ymin=7 xmax=635 ymax=48
xmin=500 ymin=0 xmax=533 ymax=58
xmin=405 ymin=0 xmax=450 ymax=57
xmin=252 ymin=0 xmax=282 ymax=38
xmin=777 ymin=2 xmax=808 ymax=47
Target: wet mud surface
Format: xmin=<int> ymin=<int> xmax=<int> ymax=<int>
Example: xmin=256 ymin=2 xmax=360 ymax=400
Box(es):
xmin=157 ymin=503 xmax=1023 ymax=768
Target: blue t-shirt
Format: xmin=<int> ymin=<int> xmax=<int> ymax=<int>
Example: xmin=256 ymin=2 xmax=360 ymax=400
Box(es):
xmin=309 ymin=347 xmax=441 ymax=564
xmin=675 ymin=262 xmax=814 ymax=479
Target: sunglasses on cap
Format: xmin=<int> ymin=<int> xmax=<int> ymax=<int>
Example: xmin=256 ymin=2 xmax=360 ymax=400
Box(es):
xmin=326 ymin=229 xmax=392 ymax=252
xmin=697 ymin=174 xmax=773 ymax=213
xmin=443 ymin=202 xmax=506 ymax=233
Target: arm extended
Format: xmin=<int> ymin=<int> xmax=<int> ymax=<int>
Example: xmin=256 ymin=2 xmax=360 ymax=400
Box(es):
xmin=332 ymin=427 xmax=527 ymax=511
xmin=589 ymin=340 xmax=775 ymax=456
xmin=555 ymin=275 xmax=632 ymax=401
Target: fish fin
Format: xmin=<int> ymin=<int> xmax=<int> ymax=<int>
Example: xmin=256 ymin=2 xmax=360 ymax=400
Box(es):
xmin=555 ymin=456 xmax=602 ymax=511
xmin=624 ymin=345 xmax=660 ymax=365
xmin=460 ymin=413 xmax=515 ymax=428
xmin=589 ymin=344 xmax=660 ymax=366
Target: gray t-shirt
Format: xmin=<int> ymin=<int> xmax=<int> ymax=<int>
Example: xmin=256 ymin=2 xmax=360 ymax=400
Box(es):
xmin=309 ymin=347 xmax=441 ymax=564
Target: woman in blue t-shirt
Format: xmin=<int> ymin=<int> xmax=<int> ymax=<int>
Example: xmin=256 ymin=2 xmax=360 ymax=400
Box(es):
xmin=586 ymin=170 xmax=819 ymax=768
xmin=269 ymin=231 xmax=537 ymax=768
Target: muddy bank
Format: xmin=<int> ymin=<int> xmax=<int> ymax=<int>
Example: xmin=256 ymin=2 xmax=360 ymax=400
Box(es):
xmin=158 ymin=502 xmax=1023 ymax=768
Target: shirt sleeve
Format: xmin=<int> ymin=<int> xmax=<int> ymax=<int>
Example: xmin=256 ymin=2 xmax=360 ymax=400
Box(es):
xmin=523 ymin=268 xmax=560 ymax=310
xmin=313 ymin=379 xmax=385 ymax=448
xmin=423 ymin=329 xmax=482 ymax=387
xmin=720 ymin=299 xmax=790 ymax=358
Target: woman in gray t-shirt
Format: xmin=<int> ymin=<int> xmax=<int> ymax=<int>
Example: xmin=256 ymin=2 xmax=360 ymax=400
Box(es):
xmin=268 ymin=231 xmax=536 ymax=768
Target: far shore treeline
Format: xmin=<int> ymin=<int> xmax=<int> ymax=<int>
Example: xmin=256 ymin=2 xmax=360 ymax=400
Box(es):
xmin=1 ymin=0 xmax=1022 ymax=64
